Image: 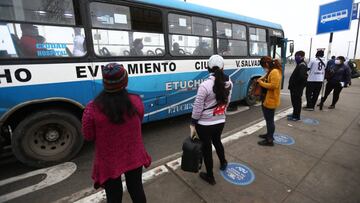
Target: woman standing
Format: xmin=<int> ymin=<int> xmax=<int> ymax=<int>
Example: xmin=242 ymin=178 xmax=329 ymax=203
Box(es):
xmin=319 ymin=56 xmax=351 ymax=109
xmin=82 ymin=63 xmax=151 ymax=203
xmin=257 ymin=57 xmax=282 ymax=146
xmin=191 ymin=55 xmax=233 ymax=185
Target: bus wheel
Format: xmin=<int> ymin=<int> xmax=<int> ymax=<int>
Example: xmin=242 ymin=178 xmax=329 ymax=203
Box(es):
xmin=11 ymin=109 xmax=83 ymax=168
xmin=245 ymin=78 xmax=258 ymax=106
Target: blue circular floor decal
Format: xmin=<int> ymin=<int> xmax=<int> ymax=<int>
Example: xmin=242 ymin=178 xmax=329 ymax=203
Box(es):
xmin=302 ymin=118 xmax=320 ymax=125
xmin=273 ymin=133 xmax=295 ymax=145
xmin=220 ymin=163 xmax=255 ymax=186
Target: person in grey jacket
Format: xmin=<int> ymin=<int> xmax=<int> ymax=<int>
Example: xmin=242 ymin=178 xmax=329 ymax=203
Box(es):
xmin=190 ymin=55 xmax=233 ymax=185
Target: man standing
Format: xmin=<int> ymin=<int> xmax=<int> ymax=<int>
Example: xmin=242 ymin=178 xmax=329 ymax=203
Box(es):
xmin=304 ymin=50 xmax=326 ymax=111
xmin=327 ymin=56 xmax=336 ymax=69
xmin=288 ymin=51 xmax=308 ymax=121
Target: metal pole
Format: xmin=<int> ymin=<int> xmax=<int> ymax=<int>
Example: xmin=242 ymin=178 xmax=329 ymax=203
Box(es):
xmin=354 ymin=9 xmax=360 ymax=59
xmin=326 ymin=32 xmax=333 ymax=60
xmin=309 ymin=37 xmax=313 ymax=61
xmin=321 ymin=32 xmax=333 ymax=110
xmin=347 ymin=41 xmax=352 ymax=59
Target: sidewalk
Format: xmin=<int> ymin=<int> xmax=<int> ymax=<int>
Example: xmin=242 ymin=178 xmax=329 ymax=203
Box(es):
xmin=123 ymin=79 xmax=360 ymax=203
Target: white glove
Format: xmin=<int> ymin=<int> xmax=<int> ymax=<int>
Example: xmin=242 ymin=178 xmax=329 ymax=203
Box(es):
xmin=190 ymin=125 xmax=199 ymax=139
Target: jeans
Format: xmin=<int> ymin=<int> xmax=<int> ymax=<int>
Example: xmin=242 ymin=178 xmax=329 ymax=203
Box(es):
xmin=262 ymin=106 xmax=275 ymax=141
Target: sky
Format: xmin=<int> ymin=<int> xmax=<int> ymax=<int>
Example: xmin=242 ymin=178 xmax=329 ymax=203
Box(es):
xmin=187 ymin=0 xmax=360 ymax=60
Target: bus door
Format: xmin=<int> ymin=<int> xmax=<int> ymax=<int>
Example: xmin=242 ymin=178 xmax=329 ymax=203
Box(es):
xmin=269 ymin=29 xmax=293 ymax=88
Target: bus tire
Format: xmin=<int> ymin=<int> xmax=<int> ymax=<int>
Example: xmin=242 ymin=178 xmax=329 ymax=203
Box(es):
xmin=245 ymin=78 xmax=258 ymax=106
xmin=11 ymin=109 xmax=83 ymax=168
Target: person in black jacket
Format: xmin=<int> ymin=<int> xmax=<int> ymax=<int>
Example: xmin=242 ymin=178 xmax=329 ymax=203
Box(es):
xmin=288 ymin=51 xmax=308 ymax=121
xmin=319 ymin=56 xmax=351 ymax=109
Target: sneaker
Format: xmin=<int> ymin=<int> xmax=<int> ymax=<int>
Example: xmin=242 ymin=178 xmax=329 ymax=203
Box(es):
xmin=287 ymin=117 xmax=300 ymax=121
xmin=220 ymin=161 xmax=228 ymax=171
xmin=258 ymin=134 xmax=267 ymax=139
xmin=328 ymin=105 xmax=335 ymax=109
xmin=199 ymin=172 xmax=216 ymax=185
xmin=258 ymin=139 xmax=274 ymax=146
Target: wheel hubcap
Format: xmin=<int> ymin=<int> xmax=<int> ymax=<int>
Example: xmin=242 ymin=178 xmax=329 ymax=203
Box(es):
xmin=45 ymin=129 xmax=60 ymax=142
xmin=25 ymin=122 xmax=74 ymax=159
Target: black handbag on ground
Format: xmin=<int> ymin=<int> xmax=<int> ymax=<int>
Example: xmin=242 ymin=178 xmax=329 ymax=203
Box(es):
xmin=181 ymin=136 xmax=203 ymax=173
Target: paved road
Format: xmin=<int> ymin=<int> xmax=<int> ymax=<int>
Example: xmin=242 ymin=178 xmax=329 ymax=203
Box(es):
xmin=0 ymin=64 xmax=295 ymax=203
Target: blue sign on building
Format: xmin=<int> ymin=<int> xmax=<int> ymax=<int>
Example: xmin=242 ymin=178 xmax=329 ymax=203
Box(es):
xmin=220 ymin=163 xmax=255 ymax=186
xmin=273 ymin=133 xmax=295 ymax=145
xmin=317 ymin=0 xmax=354 ymax=34
xmin=352 ymin=3 xmax=359 ymax=20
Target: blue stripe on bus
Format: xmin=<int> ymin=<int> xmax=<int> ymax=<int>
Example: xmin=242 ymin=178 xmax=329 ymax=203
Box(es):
xmin=136 ymin=0 xmax=282 ymax=29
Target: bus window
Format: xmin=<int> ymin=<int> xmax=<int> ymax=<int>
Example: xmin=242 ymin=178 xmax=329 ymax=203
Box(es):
xmin=92 ymin=29 xmax=164 ymax=57
xmin=249 ymin=27 xmax=268 ymax=56
xmin=192 ymin=16 xmax=212 ymax=37
xmin=233 ymin=24 xmax=247 ymax=40
xmin=168 ymin=14 xmax=192 ymax=35
xmin=90 ymin=2 xmax=131 ymax=30
xmin=0 ymin=0 xmax=75 ymax=26
xmin=169 ymin=35 xmax=213 ymax=56
xmin=0 ymin=23 xmax=86 ymax=58
xmin=216 ymin=22 xmax=247 ymax=56
xmin=270 ymin=43 xmax=282 ymax=60
xmin=169 ymin=14 xmax=213 ymax=56
xmin=0 ymin=24 xmax=17 ymax=58
xmin=90 ymin=2 xmax=165 ymax=57
xmin=131 ymin=7 xmax=162 ymax=33
xmin=217 ymin=22 xmax=232 ymax=38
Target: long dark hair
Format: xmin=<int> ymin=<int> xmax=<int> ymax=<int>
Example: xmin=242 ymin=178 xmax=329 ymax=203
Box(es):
xmin=211 ymin=66 xmax=230 ymax=104
xmin=94 ymin=89 xmax=137 ymax=124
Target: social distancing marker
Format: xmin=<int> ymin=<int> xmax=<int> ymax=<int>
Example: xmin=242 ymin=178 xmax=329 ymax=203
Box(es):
xmin=220 ymin=163 xmax=255 ymax=186
xmin=62 ymin=107 xmax=296 ymax=203
xmin=273 ymin=133 xmax=295 ymax=145
xmin=302 ymin=118 xmax=320 ymax=125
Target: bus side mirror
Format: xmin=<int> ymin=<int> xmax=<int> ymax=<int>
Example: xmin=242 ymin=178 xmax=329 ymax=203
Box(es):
xmin=289 ymin=42 xmax=294 ymax=54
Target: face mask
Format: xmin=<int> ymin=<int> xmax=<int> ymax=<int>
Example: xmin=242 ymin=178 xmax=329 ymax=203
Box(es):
xmin=295 ymin=56 xmax=303 ymax=64
xmin=335 ymin=60 xmax=341 ymax=65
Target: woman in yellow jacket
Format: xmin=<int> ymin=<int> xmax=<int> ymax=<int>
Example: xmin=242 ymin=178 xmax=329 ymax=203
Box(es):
xmin=257 ymin=56 xmax=282 ymax=146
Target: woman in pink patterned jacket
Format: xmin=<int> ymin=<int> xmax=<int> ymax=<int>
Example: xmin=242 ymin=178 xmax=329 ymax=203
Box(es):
xmin=82 ymin=63 xmax=151 ymax=203
xmin=191 ymin=55 xmax=233 ymax=185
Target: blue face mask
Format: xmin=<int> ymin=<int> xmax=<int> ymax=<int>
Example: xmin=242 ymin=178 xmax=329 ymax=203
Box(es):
xmin=295 ymin=56 xmax=303 ymax=64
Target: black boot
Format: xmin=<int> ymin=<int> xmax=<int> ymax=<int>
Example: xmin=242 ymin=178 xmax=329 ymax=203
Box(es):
xmin=258 ymin=139 xmax=274 ymax=146
xmin=258 ymin=134 xmax=267 ymax=139
xmin=220 ymin=160 xmax=228 ymax=171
